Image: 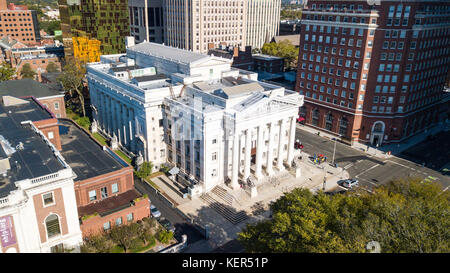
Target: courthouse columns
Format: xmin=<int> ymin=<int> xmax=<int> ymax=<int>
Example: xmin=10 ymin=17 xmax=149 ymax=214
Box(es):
xmin=266 ymin=122 xmax=274 ymax=176
xmin=287 ymin=116 xmax=296 ymax=166
xmin=255 ymin=125 xmax=263 ymax=178
xmin=277 ymin=119 xmax=285 ymax=171
xmin=243 ymin=129 xmax=252 ymax=180
xmin=231 ymin=130 xmax=240 ymax=190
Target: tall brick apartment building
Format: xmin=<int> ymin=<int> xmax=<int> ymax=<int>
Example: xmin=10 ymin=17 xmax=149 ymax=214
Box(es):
xmin=0 ymin=0 xmax=40 ymax=46
xmin=295 ymin=1 xmax=450 ymax=146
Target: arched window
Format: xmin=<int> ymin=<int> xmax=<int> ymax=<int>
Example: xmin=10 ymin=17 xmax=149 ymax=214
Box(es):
xmin=46 ymin=214 xmax=61 ymax=238
xmin=373 ymin=122 xmax=384 ymax=133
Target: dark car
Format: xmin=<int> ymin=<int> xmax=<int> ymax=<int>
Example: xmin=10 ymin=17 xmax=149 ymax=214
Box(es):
xmin=158 ymin=218 xmax=175 ymax=233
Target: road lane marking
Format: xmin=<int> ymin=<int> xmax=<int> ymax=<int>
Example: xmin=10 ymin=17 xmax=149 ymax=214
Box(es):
xmin=355 ymin=164 xmax=379 ymax=178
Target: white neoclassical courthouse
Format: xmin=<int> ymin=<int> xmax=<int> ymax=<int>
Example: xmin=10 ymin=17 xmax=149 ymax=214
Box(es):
xmin=87 ymin=37 xmax=303 ymax=197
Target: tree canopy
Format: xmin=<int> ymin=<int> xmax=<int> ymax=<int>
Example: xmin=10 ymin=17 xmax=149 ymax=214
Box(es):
xmin=238 ymin=177 xmax=450 ymax=253
xmin=20 ymin=63 xmax=36 ymax=79
xmin=57 ymin=58 xmax=87 ymax=116
xmin=261 ymin=40 xmax=299 ymax=70
xmin=0 ymin=62 xmax=16 ymax=81
xmin=46 ymin=61 xmax=59 ymax=73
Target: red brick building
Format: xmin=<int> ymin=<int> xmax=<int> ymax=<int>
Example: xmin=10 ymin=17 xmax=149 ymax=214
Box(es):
xmin=295 ymin=0 xmax=450 ymax=146
xmin=0 ymin=0 xmax=40 ymax=46
xmin=0 ymin=79 xmax=66 ymax=118
xmin=57 ymin=119 xmax=150 ymax=236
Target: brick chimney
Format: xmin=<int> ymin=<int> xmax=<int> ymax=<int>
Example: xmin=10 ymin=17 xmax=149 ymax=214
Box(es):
xmin=0 ymin=0 xmax=7 ymax=10
xmin=208 ymin=43 xmax=215 ymax=50
xmin=233 ymin=47 xmax=239 ymax=57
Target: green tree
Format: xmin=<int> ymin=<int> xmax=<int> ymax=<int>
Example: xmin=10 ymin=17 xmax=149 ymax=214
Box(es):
xmin=57 ymin=58 xmax=87 ymax=116
xmin=46 ymin=61 xmax=59 ymax=73
xmin=0 ymin=62 xmax=16 ymax=81
xmin=20 ymin=63 xmax=36 ymax=79
xmin=135 ymin=161 xmax=154 ymax=179
xmin=238 ymin=178 xmax=450 ymax=253
xmin=109 ymin=223 xmax=140 ymax=253
xmin=156 ymin=227 xmax=174 ymax=244
xmin=80 ymin=232 xmax=112 ymax=253
xmin=261 ymin=40 xmax=299 ymax=70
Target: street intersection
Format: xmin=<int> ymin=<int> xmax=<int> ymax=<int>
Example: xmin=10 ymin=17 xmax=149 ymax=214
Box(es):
xmin=295 ymin=126 xmax=450 ymax=192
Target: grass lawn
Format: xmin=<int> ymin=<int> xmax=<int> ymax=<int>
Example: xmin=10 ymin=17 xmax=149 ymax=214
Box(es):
xmin=114 ymin=149 xmax=132 ymax=165
xmin=92 ymin=132 xmax=108 ymax=146
xmin=149 ymin=171 xmax=164 ymax=179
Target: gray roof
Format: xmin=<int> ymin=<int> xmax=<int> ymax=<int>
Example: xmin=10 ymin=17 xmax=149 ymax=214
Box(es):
xmin=0 ymin=98 xmax=64 ymax=197
xmin=58 ymin=119 xmax=126 ymax=181
xmin=213 ymin=82 xmax=264 ymax=99
xmin=0 ymin=79 xmax=64 ymax=98
xmin=133 ymin=74 xmax=168 ymax=83
xmin=128 ymin=42 xmax=209 ymax=65
xmin=110 ymin=65 xmax=139 ymax=73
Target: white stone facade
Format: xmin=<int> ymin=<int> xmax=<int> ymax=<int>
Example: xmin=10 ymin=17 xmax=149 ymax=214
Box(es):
xmin=87 ymin=41 xmax=257 ymax=170
xmin=164 ymin=80 xmax=303 ymax=194
xmin=87 ymin=39 xmax=303 ymax=197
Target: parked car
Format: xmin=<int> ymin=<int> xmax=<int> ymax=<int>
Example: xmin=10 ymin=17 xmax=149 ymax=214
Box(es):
xmin=150 ymin=204 xmax=161 ymax=218
xmin=338 ymin=179 xmax=359 ymax=188
xmin=158 ymin=217 xmax=175 ymax=233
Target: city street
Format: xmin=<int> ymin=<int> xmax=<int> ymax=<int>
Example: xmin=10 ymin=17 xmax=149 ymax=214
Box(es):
xmin=295 ymin=126 xmax=450 ymax=191
xmin=133 ymin=178 xmax=205 ymax=247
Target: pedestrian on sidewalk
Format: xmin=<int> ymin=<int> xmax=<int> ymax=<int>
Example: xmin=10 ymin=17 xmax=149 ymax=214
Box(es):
xmin=366 ymin=146 xmax=369 ymax=152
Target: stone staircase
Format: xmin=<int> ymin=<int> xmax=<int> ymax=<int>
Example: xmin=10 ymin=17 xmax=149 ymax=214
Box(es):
xmin=211 ymin=186 xmax=234 ymax=206
xmin=200 ymin=193 xmax=248 ymax=225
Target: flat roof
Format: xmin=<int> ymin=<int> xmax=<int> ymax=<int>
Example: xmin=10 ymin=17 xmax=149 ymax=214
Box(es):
xmin=133 ymin=74 xmax=168 ymax=83
xmin=58 ymin=119 xmax=126 ymax=181
xmin=128 ymin=42 xmax=209 ymax=65
xmin=110 ymin=65 xmax=139 ymax=73
xmin=0 ymin=79 xmax=64 ymax=98
xmin=0 ymin=99 xmax=64 ymax=198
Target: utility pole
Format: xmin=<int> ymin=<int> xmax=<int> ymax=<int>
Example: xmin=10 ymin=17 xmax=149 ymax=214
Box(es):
xmin=332 ymin=138 xmax=337 ymax=165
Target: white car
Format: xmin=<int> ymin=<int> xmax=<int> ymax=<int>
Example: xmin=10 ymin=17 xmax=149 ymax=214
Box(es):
xmin=150 ymin=204 xmax=161 ymax=218
xmin=338 ymin=179 xmax=359 ymax=188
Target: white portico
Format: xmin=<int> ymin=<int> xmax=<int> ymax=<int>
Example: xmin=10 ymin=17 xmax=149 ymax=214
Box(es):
xmin=164 ymin=77 xmax=303 ymax=196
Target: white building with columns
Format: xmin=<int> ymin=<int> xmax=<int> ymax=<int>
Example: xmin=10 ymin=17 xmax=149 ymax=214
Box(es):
xmin=164 ymin=77 xmax=303 ymax=196
xmin=87 ymin=37 xmax=303 ymax=197
xmin=87 ymin=38 xmax=258 ymax=170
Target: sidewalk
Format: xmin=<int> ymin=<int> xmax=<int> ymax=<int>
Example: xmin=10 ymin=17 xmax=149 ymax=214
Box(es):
xmin=296 ymin=121 xmax=450 ymax=159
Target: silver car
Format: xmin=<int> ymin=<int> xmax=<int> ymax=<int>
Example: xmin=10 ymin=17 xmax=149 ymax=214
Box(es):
xmin=339 ymin=178 xmax=359 ymax=188
xmin=150 ymin=204 xmax=161 ymax=218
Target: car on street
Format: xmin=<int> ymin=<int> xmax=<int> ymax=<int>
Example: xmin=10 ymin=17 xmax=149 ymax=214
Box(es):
xmin=337 ymin=178 xmax=359 ymax=188
xmin=150 ymin=204 xmax=161 ymax=218
xmin=158 ymin=217 xmax=175 ymax=233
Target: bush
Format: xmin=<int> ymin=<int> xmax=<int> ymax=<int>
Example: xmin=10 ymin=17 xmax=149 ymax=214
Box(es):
xmin=135 ymin=161 xmax=153 ymax=179
xmin=76 ymin=116 xmax=91 ymax=130
xmin=156 ymin=228 xmax=174 ymax=244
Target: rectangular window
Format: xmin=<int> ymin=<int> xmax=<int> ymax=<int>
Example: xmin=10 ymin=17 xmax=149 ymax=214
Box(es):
xmin=116 ymin=217 xmax=122 ymax=226
xmin=43 ymin=192 xmax=54 ymax=206
xmin=103 ymin=222 xmax=111 ymax=231
xmin=127 ymin=213 xmax=133 ymax=222
xmin=112 ymin=183 xmax=119 ymax=194
xmin=101 ymin=187 xmax=108 ymax=199
xmin=89 ymin=190 xmax=97 ymax=201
